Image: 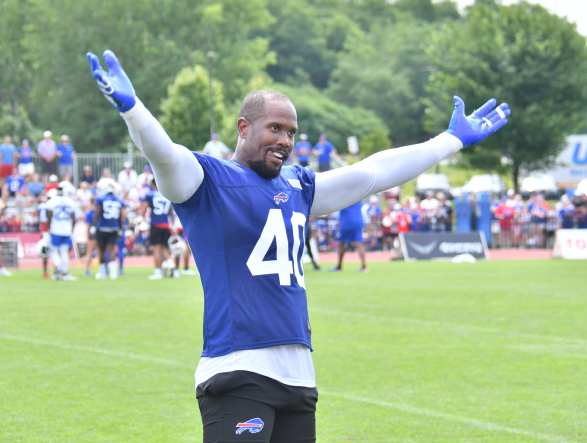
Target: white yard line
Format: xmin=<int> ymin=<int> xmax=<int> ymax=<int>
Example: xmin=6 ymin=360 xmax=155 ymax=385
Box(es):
xmin=0 ymin=331 xmax=579 ymax=443
xmin=322 ymin=390 xmax=577 ymax=443
xmin=0 ymin=333 xmax=188 ymax=368
xmin=310 ymin=306 xmax=587 ymax=348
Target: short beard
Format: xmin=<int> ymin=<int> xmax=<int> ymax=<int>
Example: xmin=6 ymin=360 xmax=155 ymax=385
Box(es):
xmin=249 ymin=159 xmax=280 ymax=179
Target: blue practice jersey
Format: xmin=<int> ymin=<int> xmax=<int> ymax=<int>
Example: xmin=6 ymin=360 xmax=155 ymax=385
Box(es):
xmin=339 ymin=201 xmax=364 ymax=230
xmin=144 ymin=189 xmax=172 ymax=227
xmin=174 ymin=153 xmax=316 ymax=357
xmin=96 ymin=193 xmax=125 ymax=231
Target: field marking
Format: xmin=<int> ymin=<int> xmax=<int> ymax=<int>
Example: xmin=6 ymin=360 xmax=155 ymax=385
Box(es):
xmin=310 ymin=306 xmax=587 ymax=348
xmin=1 ymin=332 xmax=579 ymax=442
xmin=322 ymin=390 xmax=577 ymax=443
xmin=0 ymin=333 xmax=189 ymax=368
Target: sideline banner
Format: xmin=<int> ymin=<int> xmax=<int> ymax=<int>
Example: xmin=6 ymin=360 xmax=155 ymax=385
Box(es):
xmin=400 ymin=232 xmax=488 ymax=261
xmin=553 ymin=229 xmax=587 ymax=260
xmin=0 ymin=239 xmax=19 ymax=267
xmin=0 ymin=232 xmax=42 ymax=260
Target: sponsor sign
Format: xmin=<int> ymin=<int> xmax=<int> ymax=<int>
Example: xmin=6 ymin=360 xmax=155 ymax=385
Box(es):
xmin=553 ymin=229 xmax=587 ymax=260
xmin=400 ymin=232 xmax=488 ymax=261
xmin=0 ymin=239 xmax=19 ymax=267
xmin=543 ymin=135 xmax=587 ymax=187
xmin=0 ymin=232 xmax=42 ymax=260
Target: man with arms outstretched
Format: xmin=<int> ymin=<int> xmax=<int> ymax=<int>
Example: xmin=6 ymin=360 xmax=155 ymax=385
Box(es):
xmin=87 ymin=49 xmax=510 ymax=443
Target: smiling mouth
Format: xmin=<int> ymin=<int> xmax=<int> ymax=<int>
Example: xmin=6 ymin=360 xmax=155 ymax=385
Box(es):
xmin=267 ymin=149 xmax=288 ymax=165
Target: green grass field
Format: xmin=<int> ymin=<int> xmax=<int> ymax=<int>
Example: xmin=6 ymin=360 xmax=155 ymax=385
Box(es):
xmin=1 ymin=260 xmax=586 ymax=442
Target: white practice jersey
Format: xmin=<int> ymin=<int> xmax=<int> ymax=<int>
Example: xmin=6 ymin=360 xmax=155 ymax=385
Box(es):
xmin=46 ymin=196 xmax=80 ymax=236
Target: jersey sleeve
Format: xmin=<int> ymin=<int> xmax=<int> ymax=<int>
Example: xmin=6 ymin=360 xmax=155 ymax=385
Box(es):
xmin=173 ymin=152 xmax=222 ymax=208
xmin=296 ymin=166 xmax=316 ymax=211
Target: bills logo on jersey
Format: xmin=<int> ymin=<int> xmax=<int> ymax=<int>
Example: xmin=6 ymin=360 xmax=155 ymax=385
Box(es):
xmin=235 ymin=417 xmax=264 ymax=435
xmin=273 ymin=192 xmax=289 ymax=205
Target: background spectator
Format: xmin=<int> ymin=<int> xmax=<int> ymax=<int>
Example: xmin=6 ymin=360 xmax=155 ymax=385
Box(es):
xmin=117 ymin=161 xmax=138 ymax=196
xmin=0 ymin=136 xmax=17 ymax=184
xmin=57 ymin=134 xmax=76 ymax=180
xmin=202 ymin=132 xmax=231 ymax=159
xmin=80 ymin=165 xmax=96 ymax=185
xmin=294 ymin=133 xmax=312 ymax=167
xmin=37 ymin=130 xmax=58 ymax=180
xmin=17 ymin=139 xmax=35 ymax=176
xmin=313 ymin=133 xmax=343 ymax=172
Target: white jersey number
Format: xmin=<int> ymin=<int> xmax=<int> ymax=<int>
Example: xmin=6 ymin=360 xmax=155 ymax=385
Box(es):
xmin=102 ymin=200 xmax=121 ymax=220
xmin=152 ymin=195 xmax=171 ymax=216
xmin=246 ymin=208 xmax=306 ymax=288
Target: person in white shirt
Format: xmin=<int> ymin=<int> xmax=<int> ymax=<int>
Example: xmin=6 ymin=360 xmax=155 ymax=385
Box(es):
xmin=117 ymin=160 xmax=138 ymax=196
xmin=45 ymin=183 xmax=81 ymax=280
xmin=202 ymin=132 xmax=231 ymax=159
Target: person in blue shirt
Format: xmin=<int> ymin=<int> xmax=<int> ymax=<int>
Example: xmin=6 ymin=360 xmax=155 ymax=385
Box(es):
xmin=83 ymin=199 xmax=97 ymax=277
xmin=57 ymin=134 xmax=76 ymax=180
xmin=313 ymin=133 xmax=342 ymax=172
xmin=332 ymin=201 xmax=367 ymax=272
xmin=0 ymin=135 xmax=17 ymax=183
xmin=141 ymin=178 xmax=175 ymax=279
xmin=94 ymin=180 xmax=126 ymax=279
xmin=17 ymin=139 xmax=35 ymax=176
xmin=5 ymin=172 xmax=25 ymax=198
xmin=88 ymin=49 xmax=510 ymax=443
xmin=293 ymin=133 xmax=312 ymax=167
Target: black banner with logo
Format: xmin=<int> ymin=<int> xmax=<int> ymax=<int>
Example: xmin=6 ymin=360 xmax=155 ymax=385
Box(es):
xmin=399 ymin=232 xmax=487 ymax=260
xmin=0 ymin=239 xmax=19 ymax=267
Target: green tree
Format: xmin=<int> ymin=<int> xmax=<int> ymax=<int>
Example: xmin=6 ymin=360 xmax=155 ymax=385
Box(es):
xmin=425 ymin=2 xmax=587 ymax=189
xmin=328 ymin=18 xmax=454 ymax=146
xmin=0 ymin=103 xmax=36 ymax=141
xmin=276 ymin=84 xmax=390 ymax=156
xmin=0 ymin=0 xmax=33 ymax=138
xmin=20 ymin=0 xmax=274 ymax=151
xmin=160 ymin=65 xmax=225 ymax=151
xmin=264 ymin=1 xmax=360 ymax=89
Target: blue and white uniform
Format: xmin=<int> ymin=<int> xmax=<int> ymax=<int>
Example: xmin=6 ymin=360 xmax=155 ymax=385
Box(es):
xmin=144 ymin=190 xmax=172 ymax=228
xmin=45 ymin=195 xmax=80 ymax=276
xmin=337 ymin=201 xmax=364 ymax=243
xmin=175 ymin=154 xmax=315 ymax=356
xmin=121 ymin=100 xmax=469 ymax=389
xmin=96 ymin=193 xmax=125 ymax=233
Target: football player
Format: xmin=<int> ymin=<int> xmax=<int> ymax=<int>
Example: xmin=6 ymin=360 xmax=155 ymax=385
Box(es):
xmin=94 ymin=179 xmax=126 ymax=279
xmin=141 ymin=178 xmax=175 ymax=279
xmin=88 ymin=49 xmax=510 ymax=443
xmin=45 ymin=183 xmax=81 ymax=280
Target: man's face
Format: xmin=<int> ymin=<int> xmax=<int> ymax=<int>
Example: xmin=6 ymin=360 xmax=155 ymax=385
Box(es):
xmin=237 ymin=98 xmax=297 ymax=179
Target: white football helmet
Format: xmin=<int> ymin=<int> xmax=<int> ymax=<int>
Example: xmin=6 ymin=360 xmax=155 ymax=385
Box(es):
xmin=168 ymin=235 xmax=186 ymax=258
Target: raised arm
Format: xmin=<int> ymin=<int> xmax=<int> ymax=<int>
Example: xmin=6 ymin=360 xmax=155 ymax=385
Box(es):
xmin=311 ymin=96 xmax=510 ymax=215
xmin=86 ymin=50 xmax=202 ymax=203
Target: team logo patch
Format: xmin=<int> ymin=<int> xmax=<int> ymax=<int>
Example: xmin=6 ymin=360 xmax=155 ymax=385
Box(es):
xmin=235 ymin=417 xmax=264 ymax=435
xmin=273 ymin=191 xmax=289 ymax=205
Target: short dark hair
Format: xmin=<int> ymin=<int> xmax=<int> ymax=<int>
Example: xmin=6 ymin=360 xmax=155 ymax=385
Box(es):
xmin=239 ymin=90 xmax=292 ymax=123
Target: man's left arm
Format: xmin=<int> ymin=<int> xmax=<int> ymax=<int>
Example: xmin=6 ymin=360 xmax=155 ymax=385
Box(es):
xmin=311 ymin=96 xmax=510 ymax=216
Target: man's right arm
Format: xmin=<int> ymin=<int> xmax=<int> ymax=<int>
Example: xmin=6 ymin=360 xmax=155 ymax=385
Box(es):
xmin=87 ymin=50 xmax=203 ymax=204
xmin=120 ymin=100 xmax=203 ymax=203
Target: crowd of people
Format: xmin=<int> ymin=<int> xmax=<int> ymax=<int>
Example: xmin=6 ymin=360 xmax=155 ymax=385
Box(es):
xmin=0 ymin=137 xmax=195 ymax=279
xmin=2 ymin=129 xmax=587 ymax=277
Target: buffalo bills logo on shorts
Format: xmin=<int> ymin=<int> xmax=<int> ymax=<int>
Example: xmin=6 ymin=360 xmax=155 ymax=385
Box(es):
xmin=273 ymin=192 xmax=289 ymax=205
xmin=235 ymin=417 xmax=264 ymax=435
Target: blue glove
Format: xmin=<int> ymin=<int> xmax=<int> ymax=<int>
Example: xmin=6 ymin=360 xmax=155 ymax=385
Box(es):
xmin=446 ymin=96 xmax=510 ymax=147
xmin=86 ymin=50 xmax=136 ymax=112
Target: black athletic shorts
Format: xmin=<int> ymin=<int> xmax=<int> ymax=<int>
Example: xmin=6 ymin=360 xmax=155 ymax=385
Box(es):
xmin=96 ymin=230 xmax=119 ymax=248
xmin=197 ymin=371 xmax=318 ymax=443
xmin=149 ymin=226 xmax=171 ymax=246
